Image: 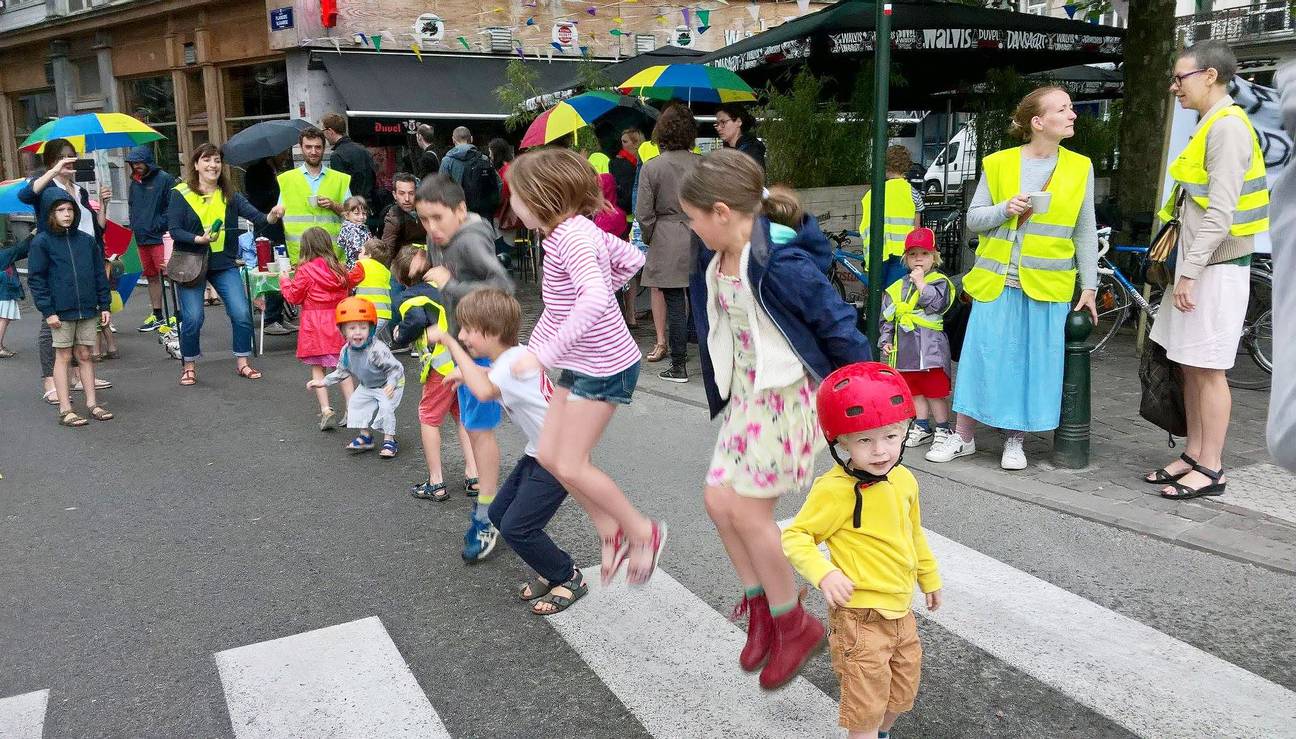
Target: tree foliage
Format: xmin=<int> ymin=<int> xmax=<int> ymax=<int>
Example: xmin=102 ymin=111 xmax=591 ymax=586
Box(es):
xmin=494 ymin=59 xmax=545 ymax=132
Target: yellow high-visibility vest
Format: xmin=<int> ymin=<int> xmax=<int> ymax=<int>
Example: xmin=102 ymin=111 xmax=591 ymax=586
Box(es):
xmin=588 ymin=152 xmax=610 ymax=174
xmin=174 ymin=183 xmax=226 ymax=253
xmin=882 ymin=271 xmax=954 ymax=332
xmin=397 ymin=292 xmax=454 ymax=382
xmin=860 ymin=178 xmax=917 ymax=266
xmin=277 ymin=168 xmax=351 ymax=264
xmin=962 ymin=146 xmax=1089 ymax=303
xmin=638 ymin=140 xmax=660 ymax=163
xmin=1157 ymin=104 xmax=1269 ymax=236
xmin=354 ymin=257 xmax=392 ymax=320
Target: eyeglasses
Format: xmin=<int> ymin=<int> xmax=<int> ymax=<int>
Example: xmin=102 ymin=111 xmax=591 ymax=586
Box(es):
xmin=1171 ymin=69 xmax=1210 ymax=86
xmin=714 ymin=117 xmax=733 ymax=126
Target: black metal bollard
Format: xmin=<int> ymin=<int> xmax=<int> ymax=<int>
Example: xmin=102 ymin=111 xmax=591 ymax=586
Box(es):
xmin=1053 ymin=310 xmax=1094 ymax=469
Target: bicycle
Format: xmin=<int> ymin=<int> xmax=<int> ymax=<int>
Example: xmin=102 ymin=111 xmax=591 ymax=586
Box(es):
xmin=1091 ymin=227 xmax=1272 ymax=389
xmin=821 ymin=225 xmax=870 ymax=327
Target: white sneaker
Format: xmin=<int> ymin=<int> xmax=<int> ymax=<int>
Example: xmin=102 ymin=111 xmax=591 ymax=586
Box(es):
xmin=905 ymin=425 xmax=934 ymax=448
xmin=925 ymin=431 xmax=975 ymax=463
xmin=1001 ymin=436 xmax=1028 ymax=470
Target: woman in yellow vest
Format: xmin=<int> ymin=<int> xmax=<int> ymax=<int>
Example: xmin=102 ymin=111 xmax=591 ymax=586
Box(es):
xmin=860 ymin=145 xmax=924 ymax=289
xmin=925 ymin=86 xmax=1099 ymax=471
xmin=1146 ymin=41 xmax=1270 ymax=500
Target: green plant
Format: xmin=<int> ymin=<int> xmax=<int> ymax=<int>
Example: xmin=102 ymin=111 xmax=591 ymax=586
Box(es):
xmin=495 ymin=59 xmax=545 ymax=132
xmin=758 ymin=70 xmax=873 ymax=188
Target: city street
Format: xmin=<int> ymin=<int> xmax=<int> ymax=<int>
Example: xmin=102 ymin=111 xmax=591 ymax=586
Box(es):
xmin=2 ymin=294 xmax=1294 ymax=738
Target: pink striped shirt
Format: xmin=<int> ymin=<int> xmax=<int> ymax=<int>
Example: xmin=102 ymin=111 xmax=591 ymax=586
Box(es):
xmin=528 ymin=215 xmax=645 ymax=376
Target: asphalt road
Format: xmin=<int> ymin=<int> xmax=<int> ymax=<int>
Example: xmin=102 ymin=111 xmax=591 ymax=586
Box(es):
xmin=2 ymin=299 xmax=1293 ymax=738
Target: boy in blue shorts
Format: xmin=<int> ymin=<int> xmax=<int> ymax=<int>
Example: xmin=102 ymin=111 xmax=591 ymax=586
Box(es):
xmin=413 ymin=174 xmax=514 ymax=561
xmin=427 ymin=289 xmax=586 ymax=612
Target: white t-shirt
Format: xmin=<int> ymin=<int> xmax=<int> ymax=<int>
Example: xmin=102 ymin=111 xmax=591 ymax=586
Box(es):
xmin=488 ymin=345 xmax=552 ymax=457
xmin=57 ymin=180 xmax=96 ymax=239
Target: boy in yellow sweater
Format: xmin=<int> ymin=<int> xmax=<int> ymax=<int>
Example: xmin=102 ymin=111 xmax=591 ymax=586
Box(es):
xmin=782 ymin=361 xmax=942 ymax=739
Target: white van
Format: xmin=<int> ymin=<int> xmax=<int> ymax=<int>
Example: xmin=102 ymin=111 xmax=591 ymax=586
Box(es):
xmin=922 ymin=124 xmax=978 ymax=197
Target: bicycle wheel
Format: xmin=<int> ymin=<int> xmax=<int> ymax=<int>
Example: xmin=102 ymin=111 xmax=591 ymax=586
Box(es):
xmin=1228 ymin=268 xmax=1273 ymax=390
xmin=1088 ymin=272 xmax=1130 ymax=353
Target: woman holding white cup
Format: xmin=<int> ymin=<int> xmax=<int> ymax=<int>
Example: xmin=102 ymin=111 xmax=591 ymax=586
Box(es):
xmin=925 ymin=85 xmax=1099 ymax=471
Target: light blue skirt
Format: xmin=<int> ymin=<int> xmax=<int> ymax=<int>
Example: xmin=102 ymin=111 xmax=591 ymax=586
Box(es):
xmin=952 ymin=287 xmax=1069 ymax=432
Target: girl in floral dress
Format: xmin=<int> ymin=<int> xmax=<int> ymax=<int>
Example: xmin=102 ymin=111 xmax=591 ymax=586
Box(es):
xmin=682 ymin=150 xmax=872 ymax=690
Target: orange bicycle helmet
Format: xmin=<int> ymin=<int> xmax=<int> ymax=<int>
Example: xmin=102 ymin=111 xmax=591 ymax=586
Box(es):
xmin=335 ymin=296 xmax=378 ymax=326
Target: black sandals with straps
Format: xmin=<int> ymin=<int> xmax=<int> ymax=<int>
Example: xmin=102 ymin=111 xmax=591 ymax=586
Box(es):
xmin=1144 ymin=453 xmax=1197 ymax=485
xmin=1160 ymin=464 xmax=1226 ymax=500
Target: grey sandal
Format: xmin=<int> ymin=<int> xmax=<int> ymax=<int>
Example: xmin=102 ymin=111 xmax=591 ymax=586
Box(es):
xmin=531 ymin=571 xmax=588 ymax=616
xmin=518 ymin=576 xmax=555 ymax=601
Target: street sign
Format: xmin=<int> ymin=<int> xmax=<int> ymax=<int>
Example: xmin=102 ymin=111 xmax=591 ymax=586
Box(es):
xmin=269 ymin=6 xmax=294 ymax=32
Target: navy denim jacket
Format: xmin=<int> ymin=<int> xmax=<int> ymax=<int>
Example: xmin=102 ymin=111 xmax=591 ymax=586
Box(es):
xmin=690 ymin=215 xmax=873 ymax=419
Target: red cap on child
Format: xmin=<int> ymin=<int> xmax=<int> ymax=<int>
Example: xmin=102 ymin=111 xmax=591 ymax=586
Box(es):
xmin=904 ymin=227 xmax=937 ymax=252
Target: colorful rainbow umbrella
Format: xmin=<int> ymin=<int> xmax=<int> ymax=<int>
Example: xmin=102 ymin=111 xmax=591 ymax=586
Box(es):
xmin=520 ymin=91 xmax=658 ymax=149
xmin=20 ymin=112 xmax=163 ymax=154
xmin=618 ymin=64 xmax=757 ymax=105
xmin=0 ymin=179 xmax=33 ymax=215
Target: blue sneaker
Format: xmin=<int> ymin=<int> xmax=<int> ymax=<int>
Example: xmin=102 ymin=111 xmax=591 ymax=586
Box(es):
xmin=462 ymin=515 xmax=498 ymax=563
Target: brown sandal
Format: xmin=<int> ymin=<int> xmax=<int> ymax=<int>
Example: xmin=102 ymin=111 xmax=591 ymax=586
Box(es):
xmin=236 ymin=364 xmax=262 ymax=380
xmin=179 ymin=368 xmax=197 ymax=386
xmin=88 ymin=405 xmax=114 ymax=421
xmin=59 ymin=410 xmax=89 ymax=427
xmin=646 ymin=343 xmax=669 ymax=362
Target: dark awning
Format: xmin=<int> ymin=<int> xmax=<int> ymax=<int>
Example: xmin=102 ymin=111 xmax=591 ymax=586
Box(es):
xmin=528 ymin=46 xmax=707 ymax=104
xmin=319 ymin=50 xmax=605 ymax=120
xmin=697 ymin=0 xmax=1125 ymax=110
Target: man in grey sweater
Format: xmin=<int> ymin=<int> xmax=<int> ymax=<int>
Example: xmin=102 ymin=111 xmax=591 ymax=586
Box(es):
xmin=1268 ymin=58 xmax=1296 ymax=472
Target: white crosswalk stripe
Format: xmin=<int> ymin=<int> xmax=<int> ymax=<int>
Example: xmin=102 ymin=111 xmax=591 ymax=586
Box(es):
xmin=214 ymin=616 xmax=451 ymax=739
xmin=0 ymin=689 xmax=49 ymax=739
xmin=546 ymin=567 xmax=842 ymax=738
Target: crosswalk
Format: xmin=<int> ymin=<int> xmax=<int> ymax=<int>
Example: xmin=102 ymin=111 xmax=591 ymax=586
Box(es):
xmin=5 ymin=529 xmax=1295 ymax=738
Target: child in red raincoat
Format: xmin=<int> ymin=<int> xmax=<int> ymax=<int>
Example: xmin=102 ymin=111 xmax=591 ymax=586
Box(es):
xmin=279 ymin=226 xmax=359 ymax=430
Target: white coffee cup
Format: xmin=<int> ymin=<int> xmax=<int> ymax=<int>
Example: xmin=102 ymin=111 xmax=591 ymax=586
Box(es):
xmin=1028 ymin=191 xmax=1052 ymax=214
xmin=275 ymin=257 xmax=292 ymax=273
xmin=307 ymin=195 xmax=319 ymax=208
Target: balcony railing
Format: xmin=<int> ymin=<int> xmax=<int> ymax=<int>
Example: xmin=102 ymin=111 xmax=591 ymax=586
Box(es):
xmin=1176 ymin=2 xmax=1295 ymax=46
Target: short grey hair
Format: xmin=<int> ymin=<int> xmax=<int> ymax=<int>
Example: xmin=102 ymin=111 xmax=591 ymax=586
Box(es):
xmin=1180 ymin=40 xmax=1237 ymax=86
xmin=452 ymin=126 xmax=472 ymax=144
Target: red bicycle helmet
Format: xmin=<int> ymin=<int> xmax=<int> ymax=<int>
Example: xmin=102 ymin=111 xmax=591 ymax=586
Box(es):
xmin=335 ymin=296 xmax=378 ymax=326
xmin=816 ymin=362 xmax=915 ymax=442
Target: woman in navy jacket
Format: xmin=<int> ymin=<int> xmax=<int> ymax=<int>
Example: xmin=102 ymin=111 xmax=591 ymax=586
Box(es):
xmin=167 ymin=143 xmax=278 ymax=386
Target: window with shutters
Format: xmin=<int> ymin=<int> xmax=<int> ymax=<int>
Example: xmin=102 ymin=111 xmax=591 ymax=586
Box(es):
xmin=485 ymin=27 xmax=513 ymax=53
xmin=634 ymin=33 xmax=656 ymax=53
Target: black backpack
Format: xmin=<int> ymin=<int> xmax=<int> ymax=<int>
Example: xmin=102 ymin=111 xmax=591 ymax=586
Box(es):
xmin=459 ymin=151 xmax=500 ymax=217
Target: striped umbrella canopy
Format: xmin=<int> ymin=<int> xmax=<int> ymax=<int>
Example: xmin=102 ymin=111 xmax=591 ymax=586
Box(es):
xmin=0 ymin=179 xmax=33 ymax=215
xmin=617 ymin=64 xmax=756 ymax=105
xmin=520 ymin=91 xmax=658 ymax=149
xmin=20 ymin=112 xmax=163 ymax=154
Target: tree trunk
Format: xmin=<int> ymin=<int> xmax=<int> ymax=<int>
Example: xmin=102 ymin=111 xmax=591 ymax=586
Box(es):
xmin=1115 ymin=0 xmax=1178 ymax=226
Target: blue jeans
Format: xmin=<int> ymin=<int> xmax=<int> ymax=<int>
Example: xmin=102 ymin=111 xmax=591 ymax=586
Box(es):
xmin=178 ymin=266 xmax=253 ymax=361
xmin=488 ymin=455 xmax=573 ymax=586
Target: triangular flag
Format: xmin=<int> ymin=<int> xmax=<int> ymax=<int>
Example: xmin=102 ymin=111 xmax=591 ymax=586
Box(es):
xmin=656 ymin=14 xmax=667 ymax=25
xmin=552 ymin=41 xmax=564 ymax=52
xmin=698 ymin=9 xmax=710 ymax=25
xmin=411 ymin=43 xmax=423 ymax=61
xmin=370 ymin=34 xmax=382 ymax=51
xmin=458 ymin=35 xmax=470 ymax=49
xmin=682 ymin=8 xmax=691 ymax=26
xmin=610 ymin=28 xmax=624 ymax=36
xmin=747 ymin=2 xmax=760 ymax=21
xmin=1063 ymin=4 xmax=1077 ymax=18
xmin=614 ymin=16 xmax=623 ymax=23
xmin=579 ymin=45 xmax=589 ymax=56
xmin=698 ymin=25 xmax=710 ymax=34
xmin=526 ymin=16 xmax=536 ymax=25
xmin=796 ymin=0 xmax=810 ymax=13
xmin=516 ymin=46 xmax=525 ymax=57
xmin=587 ymin=6 xmax=596 ymax=15
xmin=116 ymin=272 xmax=141 ymax=307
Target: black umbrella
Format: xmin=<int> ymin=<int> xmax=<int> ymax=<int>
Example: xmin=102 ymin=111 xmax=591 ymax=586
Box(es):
xmin=221 ymin=118 xmax=315 ymax=166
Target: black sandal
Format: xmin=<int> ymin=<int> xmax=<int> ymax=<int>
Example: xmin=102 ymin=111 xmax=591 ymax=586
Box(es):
xmin=1160 ymin=464 xmax=1226 ymax=500
xmin=532 ymin=571 xmax=588 ymax=616
xmin=518 ymin=576 xmax=554 ymax=601
xmin=411 ymin=481 xmax=449 ymax=501
xmin=464 ymin=477 xmax=480 ymax=498
xmin=1144 ymin=453 xmax=1197 ymax=485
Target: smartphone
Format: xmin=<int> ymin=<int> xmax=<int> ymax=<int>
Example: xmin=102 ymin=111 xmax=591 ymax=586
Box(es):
xmin=209 ymin=218 xmax=223 ymax=234
xmin=73 ymin=158 xmax=96 ymax=183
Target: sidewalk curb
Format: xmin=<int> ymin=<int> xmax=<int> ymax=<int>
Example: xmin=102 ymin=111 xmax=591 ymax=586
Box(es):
xmin=908 ymin=456 xmax=1296 ymax=576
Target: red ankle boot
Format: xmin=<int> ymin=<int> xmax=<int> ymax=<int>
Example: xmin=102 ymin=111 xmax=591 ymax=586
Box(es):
xmin=733 ymin=594 xmax=774 ymax=671
xmin=759 ymin=602 xmax=826 ymax=690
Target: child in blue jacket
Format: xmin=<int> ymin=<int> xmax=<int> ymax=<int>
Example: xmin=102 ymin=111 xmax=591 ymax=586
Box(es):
xmin=0 ymin=235 xmax=29 ymax=357
xmin=27 ymin=193 xmax=114 ymax=426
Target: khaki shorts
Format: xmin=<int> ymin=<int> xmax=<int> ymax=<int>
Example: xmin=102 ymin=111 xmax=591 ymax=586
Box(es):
xmin=51 ymin=318 xmax=99 ymax=348
xmin=829 ymin=607 xmax=923 ymax=731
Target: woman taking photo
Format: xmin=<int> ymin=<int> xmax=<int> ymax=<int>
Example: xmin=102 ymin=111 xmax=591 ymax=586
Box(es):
xmin=925 ymin=85 xmax=1099 ymax=470
xmin=714 ymin=103 xmax=766 ymax=171
xmin=1146 ymin=40 xmax=1269 ymax=500
xmin=636 ymin=105 xmax=701 ymax=382
xmin=167 ymin=143 xmax=280 ymax=386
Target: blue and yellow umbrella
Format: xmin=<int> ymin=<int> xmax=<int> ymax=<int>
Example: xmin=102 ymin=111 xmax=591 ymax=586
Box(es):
xmin=20 ymin=112 xmax=163 ymax=154
xmin=618 ymin=64 xmax=757 ymax=105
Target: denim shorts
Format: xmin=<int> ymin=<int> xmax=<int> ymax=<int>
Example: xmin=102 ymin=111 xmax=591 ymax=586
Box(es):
xmin=557 ymin=362 xmax=640 ymax=405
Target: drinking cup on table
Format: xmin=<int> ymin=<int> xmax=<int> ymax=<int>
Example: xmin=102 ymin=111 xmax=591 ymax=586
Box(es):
xmin=275 ymin=256 xmax=292 ymax=273
xmin=1028 ymin=191 xmax=1052 ymax=215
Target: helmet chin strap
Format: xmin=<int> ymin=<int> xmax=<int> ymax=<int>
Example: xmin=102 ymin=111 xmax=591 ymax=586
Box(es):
xmin=827 ymin=420 xmax=915 ymax=528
